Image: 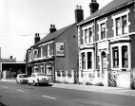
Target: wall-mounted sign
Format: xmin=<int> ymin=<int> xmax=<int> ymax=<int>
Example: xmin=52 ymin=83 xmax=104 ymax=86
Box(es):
xmin=55 ymin=42 xmax=65 ymax=56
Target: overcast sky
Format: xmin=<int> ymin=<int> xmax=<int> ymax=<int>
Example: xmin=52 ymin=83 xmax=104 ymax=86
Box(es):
xmin=0 ymin=0 xmax=113 ymax=61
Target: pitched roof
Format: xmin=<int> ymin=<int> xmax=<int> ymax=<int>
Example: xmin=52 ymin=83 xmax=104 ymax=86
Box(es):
xmin=32 ymin=23 xmax=76 ymax=48
xmin=79 ymin=0 xmax=134 ymax=25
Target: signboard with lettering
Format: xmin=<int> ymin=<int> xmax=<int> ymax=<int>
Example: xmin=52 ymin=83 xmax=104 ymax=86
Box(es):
xmin=55 ymin=42 xmax=65 ymax=56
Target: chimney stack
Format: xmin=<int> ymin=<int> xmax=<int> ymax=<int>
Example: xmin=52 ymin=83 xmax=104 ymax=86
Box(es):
xmin=34 ymin=33 xmax=40 ymax=44
xmin=75 ymin=5 xmax=84 ymax=23
xmin=89 ymin=0 xmax=99 ymax=15
xmin=49 ymin=24 xmax=56 ymax=33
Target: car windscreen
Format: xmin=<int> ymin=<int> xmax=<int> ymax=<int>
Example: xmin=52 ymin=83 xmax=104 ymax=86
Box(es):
xmin=20 ymin=75 xmax=28 ymax=78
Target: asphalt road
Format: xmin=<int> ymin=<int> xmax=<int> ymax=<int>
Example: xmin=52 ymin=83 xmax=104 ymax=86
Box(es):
xmin=0 ymin=81 xmax=135 ymax=106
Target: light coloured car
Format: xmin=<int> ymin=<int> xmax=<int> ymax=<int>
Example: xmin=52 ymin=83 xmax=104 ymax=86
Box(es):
xmin=16 ymin=74 xmax=28 ymax=84
xmin=28 ymin=73 xmax=50 ymax=85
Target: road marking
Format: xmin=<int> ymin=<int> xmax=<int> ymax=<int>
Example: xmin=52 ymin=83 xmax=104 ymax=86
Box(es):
xmin=1 ymin=86 xmax=8 ymax=89
xmin=16 ymin=89 xmax=25 ymax=93
xmin=42 ymin=95 xmax=56 ymax=100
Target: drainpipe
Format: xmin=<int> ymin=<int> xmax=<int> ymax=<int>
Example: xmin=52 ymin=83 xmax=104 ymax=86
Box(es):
xmin=93 ymin=18 xmax=97 ymax=74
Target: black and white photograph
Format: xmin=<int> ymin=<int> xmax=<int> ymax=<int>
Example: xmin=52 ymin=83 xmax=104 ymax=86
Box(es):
xmin=1 ymin=0 xmax=135 ymax=106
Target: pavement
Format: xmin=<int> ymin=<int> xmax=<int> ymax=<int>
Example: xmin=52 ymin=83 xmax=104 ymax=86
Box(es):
xmin=1 ymin=79 xmax=135 ymax=97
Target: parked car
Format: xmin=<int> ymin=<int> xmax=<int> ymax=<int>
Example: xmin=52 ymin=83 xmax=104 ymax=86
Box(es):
xmin=16 ymin=74 xmax=29 ymax=84
xmin=28 ymin=73 xmax=50 ymax=86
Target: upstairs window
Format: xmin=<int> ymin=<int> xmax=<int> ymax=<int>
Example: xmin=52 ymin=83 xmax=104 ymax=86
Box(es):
xmin=80 ymin=30 xmax=84 ymax=45
xmin=42 ymin=45 xmax=47 ymax=57
xmin=116 ymin=17 xmax=121 ymax=36
xmin=122 ymin=15 xmax=128 ymax=34
xmin=84 ymin=29 xmax=88 ymax=44
xmin=98 ymin=19 xmax=107 ymax=40
xmin=100 ymin=23 xmax=106 ymax=40
xmin=88 ymin=27 xmax=93 ymax=43
xmin=49 ymin=43 xmax=54 ymax=57
xmin=113 ymin=10 xmax=129 ymax=36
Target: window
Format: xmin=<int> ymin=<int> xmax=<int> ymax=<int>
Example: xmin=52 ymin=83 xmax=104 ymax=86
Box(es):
xmin=87 ymin=52 xmax=92 ymax=69
xmin=84 ymin=29 xmax=88 ymax=44
xmin=112 ymin=47 xmax=119 ymax=68
xmin=100 ymin=23 xmax=106 ymax=39
xmin=62 ymin=71 xmax=66 ymax=77
xmin=67 ymin=71 xmax=72 ymax=77
xmin=88 ymin=27 xmax=93 ymax=43
xmin=115 ymin=15 xmax=128 ymax=36
xmin=80 ymin=30 xmax=83 ymax=45
xmin=33 ymin=49 xmax=38 ymax=58
xmin=122 ymin=15 xmax=128 ymax=34
xmin=49 ymin=43 xmax=54 ymax=56
xmin=122 ymin=46 xmax=128 ymax=68
xmin=57 ymin=71 xmax=61 ymax=77
xmin=116 ymin=17 xmax=121 ymax=36
xmin=81 ymin=53 xmax=86 ymax=69
xmin=112 ymin=45 xmax=129 ymax=69
xmin=42 ymin=45 xmax=47 ymax=57
xmin=37 ymin=47 xmax=41 ymax=58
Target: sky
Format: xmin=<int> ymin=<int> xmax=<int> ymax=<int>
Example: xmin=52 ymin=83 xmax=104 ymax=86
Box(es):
xmin=0 ymin=0 xmax=113 ymax=61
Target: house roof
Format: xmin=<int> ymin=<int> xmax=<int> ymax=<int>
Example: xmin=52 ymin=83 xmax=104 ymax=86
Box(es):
xmin=32 ymin=23 xmax=76 ymax=48
xmin=79 ymin=0 xmax=134 ymax=25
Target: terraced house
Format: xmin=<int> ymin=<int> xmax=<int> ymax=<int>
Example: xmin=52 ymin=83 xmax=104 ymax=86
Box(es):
xmin=26 ymin=6 xmax=84 ymax=83
xmin=78 ymin=0 xmax=135 ymax=88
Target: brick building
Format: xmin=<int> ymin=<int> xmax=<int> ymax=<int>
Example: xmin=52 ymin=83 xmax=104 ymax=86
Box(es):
xmin=78 ymin=0 xmax=135 ymax=88
xmin=26 ymin=6 xmax=84 ymax=83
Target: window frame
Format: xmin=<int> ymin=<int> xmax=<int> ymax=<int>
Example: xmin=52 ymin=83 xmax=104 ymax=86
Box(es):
xmin=97 ymin=18 xmax=107 ymax=41
xmin=112 ymin=9 xmax=130 ymax=37
xmin=111 ymin=43 xmax=130 ymax=71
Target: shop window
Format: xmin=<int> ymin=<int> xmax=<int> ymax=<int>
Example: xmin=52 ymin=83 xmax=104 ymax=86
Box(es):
xmin=112 ymin=47 xmax=119 ymax=68
xmin=87 ymin=52 xmax=92 ymax=69
xmin=122 ymin=46 xmax=128 ymax=68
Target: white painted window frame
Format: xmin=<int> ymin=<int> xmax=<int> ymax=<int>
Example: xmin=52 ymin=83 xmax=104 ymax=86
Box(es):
xmin=112 ymin=9 xmax=130 ymax=37
xmin=82 ymin=23 xmax=94 ymax=45
xmin=110 ymin=43 xmax=131 ymax=71
xmin=79 ymin=49 xmax=94 ymax=71
xmin=97 ymin=18 xmax=107 ymax=41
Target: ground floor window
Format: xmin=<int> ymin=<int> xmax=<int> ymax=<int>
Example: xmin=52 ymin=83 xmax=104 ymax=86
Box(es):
xmin=67 ymin=71 xmax=72 ymax=77
xmin=112 ymin=47 xmax=119 ymax=68
xmin=122 ymin=46 xmax=128 ymax=68
xmin=80 ymin=50 xmax=93 ymax=70
xmin=57 ymin=71 xmax=61 ymax=77
xmin=111 ymin=44 xmax=129 ymax=70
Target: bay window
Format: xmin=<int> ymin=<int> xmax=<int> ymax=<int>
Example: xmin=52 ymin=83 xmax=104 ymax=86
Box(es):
xmin=112 ymin=44 xmax=129 ymax=70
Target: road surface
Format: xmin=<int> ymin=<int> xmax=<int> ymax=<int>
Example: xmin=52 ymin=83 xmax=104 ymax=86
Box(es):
xmin=0 ymin=81 xmax=135 ymax=106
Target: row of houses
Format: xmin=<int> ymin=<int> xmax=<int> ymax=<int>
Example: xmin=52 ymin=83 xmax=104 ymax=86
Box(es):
xmin=26 ymin=0 xmax=135 ymax=89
